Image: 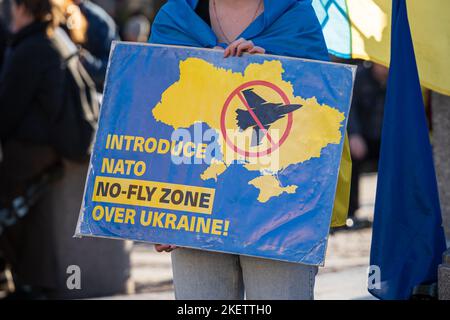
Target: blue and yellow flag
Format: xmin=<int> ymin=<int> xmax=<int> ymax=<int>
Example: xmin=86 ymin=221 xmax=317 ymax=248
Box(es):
xmin=76 ymin=43 xmax=355 ymax=265
xmin=312 ymin=0 xmax=450 ymax=96
xmin=369 ymin=0 xmax=447 ymax=299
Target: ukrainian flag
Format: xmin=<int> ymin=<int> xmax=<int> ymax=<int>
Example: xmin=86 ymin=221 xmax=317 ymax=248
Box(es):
xmin=312 ymin=0 xmax=450 ymax=96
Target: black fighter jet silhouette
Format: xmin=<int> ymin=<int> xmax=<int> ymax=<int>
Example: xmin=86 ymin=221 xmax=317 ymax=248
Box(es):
xmin=235 ymin=88 xmax=302 ymax=146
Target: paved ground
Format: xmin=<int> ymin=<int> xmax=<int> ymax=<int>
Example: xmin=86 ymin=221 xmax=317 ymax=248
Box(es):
xmin=101 ymin=173 xmax=378 ymax=300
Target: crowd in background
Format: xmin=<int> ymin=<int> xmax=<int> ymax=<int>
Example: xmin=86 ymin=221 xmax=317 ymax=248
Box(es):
xmin=0 ymin=0 xmax=387 ymax=299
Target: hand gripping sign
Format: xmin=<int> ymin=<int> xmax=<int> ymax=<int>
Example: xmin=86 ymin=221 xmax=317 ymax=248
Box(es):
xmin=75 ymin=43 xmax=355 ymax=265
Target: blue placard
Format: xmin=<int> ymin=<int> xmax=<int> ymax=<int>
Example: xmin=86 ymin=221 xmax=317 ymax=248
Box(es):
xmin=76 ymin=42 xmax=355 ymax=265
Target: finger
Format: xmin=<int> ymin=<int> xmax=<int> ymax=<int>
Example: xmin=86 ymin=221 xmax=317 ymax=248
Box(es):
xmin=223 ymin=46 xmax=230 ymax=58
xmin=165 ymin=245 xmax=178 ymax=252
xmin=248 ymin=46 xmax=265 ymax=54
xmin=236 ymin=41 xmax=254 ymax=56
xmin=224 ymin=42 xmax=237 ymax=58
xmin=230 ymin=38 xmax=246 ymax=56
xmin=248 ymin=47 xmax=264 ymax=54
xmin=224 ymin=38 xmax=245 ymax=57
xmin=155 ymin=244 xmax=171 ymax=252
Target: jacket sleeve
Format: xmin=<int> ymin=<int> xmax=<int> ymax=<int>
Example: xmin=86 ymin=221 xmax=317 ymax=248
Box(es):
xmin=0 ymin=47 xmax=38 ymax=140
xmin=80 ymin=48 xmax=109 ymax=90
xmin=79 ymin=1 xmax=119 ymax=90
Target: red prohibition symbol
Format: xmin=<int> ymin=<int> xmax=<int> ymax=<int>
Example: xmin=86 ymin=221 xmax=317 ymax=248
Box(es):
xmin=220 ymin=80 xmax=293 ymax=158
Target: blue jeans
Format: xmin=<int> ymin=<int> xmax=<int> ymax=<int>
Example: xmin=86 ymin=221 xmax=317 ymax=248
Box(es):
xmin=171 ymin=248 xmax=317 ymax=300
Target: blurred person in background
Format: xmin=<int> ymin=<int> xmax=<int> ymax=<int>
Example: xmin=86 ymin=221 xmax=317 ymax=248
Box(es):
xmin=70 ymin=0 xmax=119 ymax=91
xmin=0 ymin=0 xmax=66 ymax=299
xmin=347 ymin=61 xmax=388 ymax=230
xmin=0 ymin=0 xmax=131 ymax=300
xmin=123 ymin=13 xmax=150 ymax=43
xmin=0 ymin=0 xmax=65 ymax=147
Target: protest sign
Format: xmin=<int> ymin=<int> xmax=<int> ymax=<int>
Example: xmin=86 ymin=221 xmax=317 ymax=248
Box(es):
xmin=75 ymin=43 xmax=355 ymax=265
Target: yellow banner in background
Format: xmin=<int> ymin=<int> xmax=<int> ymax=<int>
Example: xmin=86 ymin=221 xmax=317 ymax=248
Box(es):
xmin=407 ymin=1 xmax=450 ymax=96
xmin=352 ymin=0 xmax=450 ymax=96
xmin=315 ymin=0 xmax=450 ymax=96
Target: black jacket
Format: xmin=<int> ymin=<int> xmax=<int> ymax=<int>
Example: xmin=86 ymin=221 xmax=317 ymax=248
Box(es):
xmin=347 ymin=63 xmax=386 ymax=142
xmin=0 ymin=21 xmax=65 ymax=144
xmin=0 ymin=19 xmax=8 ymax=70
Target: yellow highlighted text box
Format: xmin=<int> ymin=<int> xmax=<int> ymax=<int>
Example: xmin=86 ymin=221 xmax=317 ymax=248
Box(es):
xmin=92 ymin=176 xmax=215 ymax=215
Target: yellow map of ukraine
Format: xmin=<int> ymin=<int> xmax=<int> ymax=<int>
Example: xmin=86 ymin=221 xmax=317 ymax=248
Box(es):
xmin=152 ymin=58 xmax=345 ymax=203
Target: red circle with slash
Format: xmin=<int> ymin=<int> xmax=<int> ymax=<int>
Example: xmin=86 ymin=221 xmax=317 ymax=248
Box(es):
xmin=220 ymin=80 xmax=293 ymax=158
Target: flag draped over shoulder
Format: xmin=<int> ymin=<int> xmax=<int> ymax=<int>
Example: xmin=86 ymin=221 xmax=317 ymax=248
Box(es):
xmin=312 ymin=0 xmax=450 ymax=96
xmin=150 ymin=0 xmax=329 ymax=59
xmin=369 ymin=0 xmax=447 ymax=300
xmin=150 ymin=0 xmax=352 ymax=227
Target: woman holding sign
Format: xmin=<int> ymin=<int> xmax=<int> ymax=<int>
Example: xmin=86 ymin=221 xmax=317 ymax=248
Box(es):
xmin=149 ymin=0 xmax=351 ymax=300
